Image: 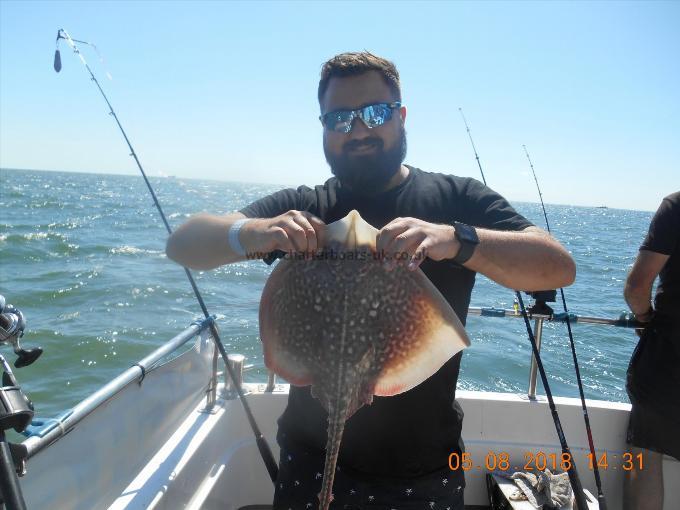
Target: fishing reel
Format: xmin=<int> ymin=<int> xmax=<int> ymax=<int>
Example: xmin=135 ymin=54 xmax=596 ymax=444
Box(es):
xmin=524 ymin=289 xmax=556 ymax=316
xmin=0 ymin=295 xmax=42 ymax=368
xmin=0 ymin=295 xmax=38 ymax=435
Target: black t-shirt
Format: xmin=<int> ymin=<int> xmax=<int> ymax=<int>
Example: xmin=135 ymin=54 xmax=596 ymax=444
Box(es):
xmin=641 ymin=191 xmax=680 ymax=319
xmin=240 ymin=165 xmax=533 ymax=480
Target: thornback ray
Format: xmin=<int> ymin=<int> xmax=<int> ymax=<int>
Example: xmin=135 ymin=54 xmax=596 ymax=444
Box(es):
xmin=259 ymin=209 xmax=470 ymax=509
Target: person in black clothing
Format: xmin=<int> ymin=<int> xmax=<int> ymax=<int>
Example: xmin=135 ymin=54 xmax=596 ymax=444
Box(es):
xmin=623 ymin=191 xmax=680 ymax=510
xmin=166 ymin=52 xmax=575 ymax=509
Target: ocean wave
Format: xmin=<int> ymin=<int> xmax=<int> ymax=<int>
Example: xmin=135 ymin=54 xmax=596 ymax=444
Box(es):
xmin=0 ymin=231 xmax=70 ymax=244
xmin=25 ymin=232 xmax=49 ymax=240
xmin=57 ymin=311 xmax=81 ymax=321
xmin=109 ymin=245 xmax=164 ymax=255
xmin=27 ymin=200 xmax=69 ymax=209
xmin=3 ymin=189 xmax=25 ymax=199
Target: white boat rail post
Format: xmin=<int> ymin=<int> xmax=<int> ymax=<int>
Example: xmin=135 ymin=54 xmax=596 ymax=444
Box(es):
xmin=266 ymin=371 xmax=277 ymax=392
xmin=206 ymin=341 xmax=218 ymax=409
xmin=520 ymin=291 xmax=557 ymax=400
xmin=527 ymin=315 xmax=544 ymax=399
xmin=205 ymin=320 xmax=224 ymax=409
xmin=223 ymin=354 xmax=245 ymax=399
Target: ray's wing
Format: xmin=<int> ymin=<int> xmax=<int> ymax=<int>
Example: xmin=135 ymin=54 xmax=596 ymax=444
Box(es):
xmin=366 ymin=265 xmax=469 ymax=396
xmin=259 ymin=259 xmax=320 ymax=386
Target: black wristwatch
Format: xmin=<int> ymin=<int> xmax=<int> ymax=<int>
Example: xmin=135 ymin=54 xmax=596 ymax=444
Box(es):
xmin=452 ymin=222 xmax=479 ymax=265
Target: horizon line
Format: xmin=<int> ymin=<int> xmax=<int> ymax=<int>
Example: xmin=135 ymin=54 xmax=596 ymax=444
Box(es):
xmin=0 ymin=166 xmax=656 ymax=213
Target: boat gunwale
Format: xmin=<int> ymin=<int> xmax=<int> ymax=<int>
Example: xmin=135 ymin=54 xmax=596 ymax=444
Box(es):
xmin=21 ymin=317 xmax=214 ymax=459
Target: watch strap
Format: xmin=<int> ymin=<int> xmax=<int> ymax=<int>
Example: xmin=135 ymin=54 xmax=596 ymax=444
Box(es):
xmin=452 ymin=222 xmax=478 ymax=265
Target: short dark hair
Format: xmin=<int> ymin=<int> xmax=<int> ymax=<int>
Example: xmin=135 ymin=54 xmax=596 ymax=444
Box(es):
xmin=318 ymin=51 xmax=401 ymax=105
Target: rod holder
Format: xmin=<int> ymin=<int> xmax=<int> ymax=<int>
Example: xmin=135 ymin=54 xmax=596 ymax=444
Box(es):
xmin=527 ymin=317 xmax=544 ymax=399
xmin=206 ymin=343 xmax=218 ymax=409
xmin=223 ymin=354 xmax=245 ymax=399
xmin=265 ymin=371 xmax=276 ymax=392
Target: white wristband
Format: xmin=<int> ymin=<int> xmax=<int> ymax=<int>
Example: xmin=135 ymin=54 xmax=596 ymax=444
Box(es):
xmin=228 ymin=219 xmax=251 ymax=256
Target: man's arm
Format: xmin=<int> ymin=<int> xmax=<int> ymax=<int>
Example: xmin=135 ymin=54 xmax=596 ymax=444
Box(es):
xmin=376 ymin=220 xmax=575 ymax=291
xmin=465 ymin=226 xmax=575 ymax=291
xmin=165 ymin=210 xmax=325 ymax=270
xmin=166 ymin=212 xmax=248 ymax=270
xmin=624 ymin=250 xmax=669 ymax=320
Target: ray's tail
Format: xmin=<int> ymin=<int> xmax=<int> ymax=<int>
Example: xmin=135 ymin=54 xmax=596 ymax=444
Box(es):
xmin=318 ymin=402 xmax=348 ymax=510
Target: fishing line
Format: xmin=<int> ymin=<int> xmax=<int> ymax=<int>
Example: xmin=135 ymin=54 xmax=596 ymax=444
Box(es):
xmin=53 ymin=29 xmax=278 ymax=483
xmin=54 ymin=31 xmax=112 ymax=79
xmin=523 ymin=145 xmax=607 ymax=509
xmin=458 ymin=109 xmax=590 ymax=510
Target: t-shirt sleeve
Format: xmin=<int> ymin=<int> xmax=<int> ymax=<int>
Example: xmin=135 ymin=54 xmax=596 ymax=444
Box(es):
xmin=454 ymin=177 xmax=534 ymax=231
xmin=641 ymin=195 xmax=680 ymax=255
xmin=238 ymin=188 xmax=301 ymax=219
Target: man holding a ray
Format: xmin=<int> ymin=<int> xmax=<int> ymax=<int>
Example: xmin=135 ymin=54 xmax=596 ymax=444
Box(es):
xmin=167 ymin=52 xmax=575 ymax=509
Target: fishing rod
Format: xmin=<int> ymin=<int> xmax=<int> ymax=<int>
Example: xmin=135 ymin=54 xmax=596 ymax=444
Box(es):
xmin=522 ymin=146 xmax=551 ymax=232
xmin=458 ymin=108 xmax=487 ymax=186
xmin=523 ymin=145 xmax=607 ymax=509
xmin=52 ymin=29 xmax=278 ymax=484
xmin=458 ymin=109 xmax=589 ymax=510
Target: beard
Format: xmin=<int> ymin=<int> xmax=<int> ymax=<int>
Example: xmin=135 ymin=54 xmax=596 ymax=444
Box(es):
xmin=325 ymin=126 xmax=407 ymax=195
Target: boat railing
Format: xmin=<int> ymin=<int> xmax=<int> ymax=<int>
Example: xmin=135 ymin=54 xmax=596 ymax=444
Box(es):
xmin=467 ymin=306 xmax=640 ymax=399
xmin=242 ymin=306 xmax=641 ymax=401
xmin=21 ymin=316 xmax=216 ymax=460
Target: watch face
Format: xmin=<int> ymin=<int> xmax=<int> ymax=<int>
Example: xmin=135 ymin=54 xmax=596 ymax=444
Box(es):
xmin=455 ymin=223 xmax=479 ymax=244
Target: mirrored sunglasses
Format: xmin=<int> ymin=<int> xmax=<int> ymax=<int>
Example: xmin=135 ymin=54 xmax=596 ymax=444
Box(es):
xmin=319 ymin=102 xmax=401 ymax=133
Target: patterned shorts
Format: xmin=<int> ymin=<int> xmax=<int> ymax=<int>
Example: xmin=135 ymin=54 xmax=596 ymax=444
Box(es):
xmin=272 ymin=442 xmax=465 ymax=510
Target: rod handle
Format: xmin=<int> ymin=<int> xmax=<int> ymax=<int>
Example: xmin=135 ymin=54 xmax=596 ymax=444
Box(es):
xmin=256 ymin=434 xmax=279 ymax=483
xmin=597 ymin=494 xmax=607 ymax=510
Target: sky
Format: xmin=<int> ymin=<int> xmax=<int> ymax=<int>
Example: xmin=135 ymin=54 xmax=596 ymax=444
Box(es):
xmin=0 ymin=1 xmax=678 ymax=212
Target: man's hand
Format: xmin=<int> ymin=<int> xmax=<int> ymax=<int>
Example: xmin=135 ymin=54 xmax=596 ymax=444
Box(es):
xmin=241 ymin=210 xmax=326 ymax=256
xmin=166 ymin=210 xmax=325 ymax=270
xmin=376 ymin=217 xmax=458 ymax=270
xmin=377 ymin=219 xmax=575 ymax=291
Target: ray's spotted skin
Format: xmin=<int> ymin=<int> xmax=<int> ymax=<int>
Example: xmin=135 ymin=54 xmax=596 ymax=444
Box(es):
xmin=260 ymin=210 xmax=470 ymax=510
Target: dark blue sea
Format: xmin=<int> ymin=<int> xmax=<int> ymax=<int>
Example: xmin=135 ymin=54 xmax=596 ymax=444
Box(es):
xmin=0 ymin=168 xmax=653 ymax=419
